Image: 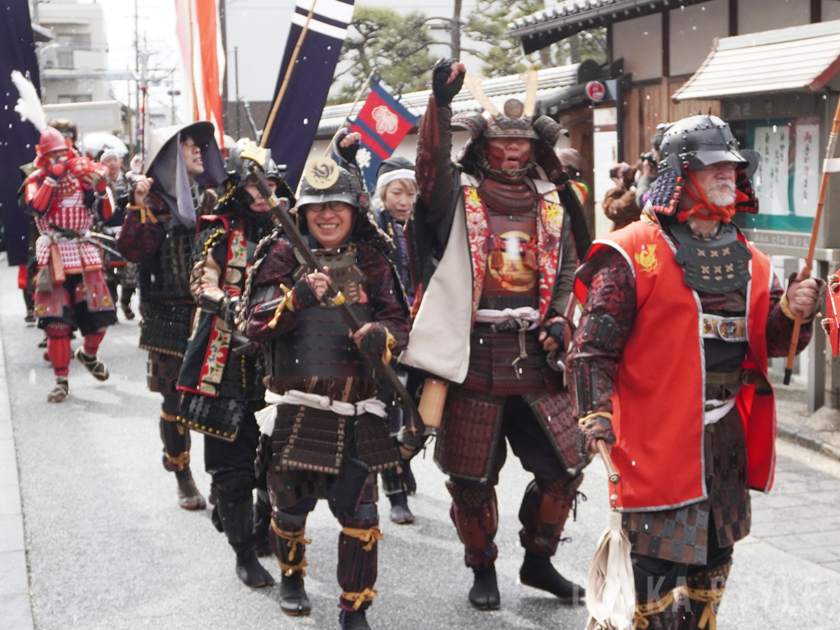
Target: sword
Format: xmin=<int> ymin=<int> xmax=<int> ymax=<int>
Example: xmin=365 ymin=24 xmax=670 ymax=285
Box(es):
xmin=248 ymin=169 xmax=425 ymax=435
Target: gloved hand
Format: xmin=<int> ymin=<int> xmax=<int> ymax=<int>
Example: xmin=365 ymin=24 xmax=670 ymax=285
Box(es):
xmin=47 ymin=159 xmax=68 ymax=179
xmin=335 ymin=129 xmax=361 ymax=165
xmin=432 ymin=58 xmax=465 ymax=106
xmin=354 ymin=322 xmax=389 ymax=359
xmin=578 ymin=413 xmax=616 ymax=459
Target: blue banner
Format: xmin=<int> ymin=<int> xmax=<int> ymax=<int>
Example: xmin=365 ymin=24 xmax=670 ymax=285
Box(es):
xmin=262 ymin=0 xmax=356 ymax=191
xmin=0 ymin=0 xmax=41 ymax=266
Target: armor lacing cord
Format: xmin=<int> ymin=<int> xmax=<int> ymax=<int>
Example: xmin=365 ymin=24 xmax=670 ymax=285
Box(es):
xmin=126 ymin=204 xmax=158 ymax=224
xmin=271 ymin=520 xmax=312 ymax=566
xmin=381 ymin=328 xmax=397 ymax=364
xmin=577 ymin=411 xmax=612 ymax=426
xmin=682 ymin=586 xmax=725 ymax=630
xmin=165 ymin=451 xmax=191 ymax=469
xmin=202 ymin=228 xmax=226 ymax=256
xmin=341 ymin=588 xmax=378 ymax=610
xmin=633 ymin=590 xmax=676 ymax=629
xmin=511 ymin=318 xmax=532 ymax=378
xmin=341 ymin=525 xmax=383 ymax=552
xmin=268 ymin=283 xmax=295 ymax=329
xmin=160 ymin=410 xmax=178 ymax=422
xmin=675 ymin=171 xmax=745 ymax=224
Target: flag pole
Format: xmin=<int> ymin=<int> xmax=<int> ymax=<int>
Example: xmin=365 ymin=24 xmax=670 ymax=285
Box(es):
xmin=323 ymin=66 xmax=377 ymax=157
xmin=259 ymin=0 xmax=319 ymax=148
xmin=783 ymin=93 xmax=840 ymax=384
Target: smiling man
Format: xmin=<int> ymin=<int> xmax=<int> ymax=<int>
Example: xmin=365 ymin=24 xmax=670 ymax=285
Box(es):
xmin=567 ymin=115 xmax=823 ymax=629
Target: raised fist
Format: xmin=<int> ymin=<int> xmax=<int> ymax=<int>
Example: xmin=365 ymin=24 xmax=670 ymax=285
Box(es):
xmin=432 ymin=58 xmax=466 ymax=106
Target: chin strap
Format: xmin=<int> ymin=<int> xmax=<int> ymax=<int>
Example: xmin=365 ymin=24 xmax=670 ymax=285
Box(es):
xmin=676 ymin=170 xmax=748 ymax=223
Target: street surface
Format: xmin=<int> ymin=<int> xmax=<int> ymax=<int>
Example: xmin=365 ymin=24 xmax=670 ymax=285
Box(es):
xmin=1 ymin=259 xmax=839 ymax=629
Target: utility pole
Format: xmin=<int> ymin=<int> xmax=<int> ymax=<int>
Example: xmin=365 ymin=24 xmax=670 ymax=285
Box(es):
xmin=168 ymin=72 xmax=180 ymax=126
xmin=234 ymin=47 xmax=240 ymax=139
xmin=139 ymin=49 xmax=149 ymax=155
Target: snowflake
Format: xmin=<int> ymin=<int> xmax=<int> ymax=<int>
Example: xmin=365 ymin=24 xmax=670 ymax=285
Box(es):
xmin=356 ymin=147 xmax=372 ymax=169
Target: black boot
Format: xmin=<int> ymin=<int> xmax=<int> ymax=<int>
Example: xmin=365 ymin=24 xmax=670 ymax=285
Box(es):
xmin=252 ymin=492 xmax=272 ymax=557
xmin=381 ymin=466 xmax=414 ymax=524
xmin=279 ymin=572 xmax=310 ymax=616
xmin=216 ymin=477 xmax=274 ymax=588
xmin=339 ymin=609 xmax=370 ymax=630
xmin=469 ymin=565 xmax=501 ymax=610
xmin=519 ymin=551 xmax=584 ymax=604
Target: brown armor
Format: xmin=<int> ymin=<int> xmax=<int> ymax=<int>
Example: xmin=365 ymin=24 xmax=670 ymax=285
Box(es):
xmin=447 ymin=481 xmax=499 ymax=569
xmin=480 ymin=209 xmax=539 ymax=309
xmin=518 ymin=476 xmax=583 ymax=557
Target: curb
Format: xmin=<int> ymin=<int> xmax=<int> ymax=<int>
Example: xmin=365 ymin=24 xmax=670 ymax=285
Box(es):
xmin=777 ymin=422 xmax=840 ymax=462
xmin=0 ymin=256 xmax=35 ymax=630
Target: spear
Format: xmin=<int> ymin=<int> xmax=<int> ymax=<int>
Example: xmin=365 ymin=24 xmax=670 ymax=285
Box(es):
xmin=783 ymin=95 xmax=840 ymax=384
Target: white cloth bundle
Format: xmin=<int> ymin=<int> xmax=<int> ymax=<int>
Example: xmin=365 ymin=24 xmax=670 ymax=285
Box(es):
xmin=585 ymin=511 xmax=636 ymax=630
xmin=255 ymin=389 xmax=387 ymax=436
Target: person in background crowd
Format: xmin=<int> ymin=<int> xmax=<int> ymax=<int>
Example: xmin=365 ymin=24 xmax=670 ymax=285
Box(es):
xmin=602 ymin=161 xmax=641 ymax=230
xmin=635 ymin=124 xmax=669 ymax=209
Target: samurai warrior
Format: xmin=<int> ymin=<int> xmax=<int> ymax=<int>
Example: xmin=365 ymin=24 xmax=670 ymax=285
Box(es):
xmin=244 ymin=154 xmax=410 ymax=630
xmin=400 ymin=60 xmax=591 ymax=610
xmin=175 ymin=139 xmax=291 ymax=587
xmin=117 ymin=122 xmax=225 ymax=510
xmin=567 ymin=115 xmax=823 ymax=629
xmin=21 ymin=125 xmax=116 ymax=402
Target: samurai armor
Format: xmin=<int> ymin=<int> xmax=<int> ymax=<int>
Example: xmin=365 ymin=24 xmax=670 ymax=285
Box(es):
xmin=152 ymin=222 xmax=195 ymax=299
xmin=435 ymin=388 xmax=504 ymax=481
xmin=447 ymin=481 xmax=499 ymax=569
xmin=676 ymin=561 xmax=731 ymax=630
xmin=139 ymin=302 xmax=194 ymax=357
xmin=623 ymin=408 xmax=749 ymax=565
xmin=338 ymin=509 xmax=381 ymax=612
xmin=147 ymin=351 xmax=184 ymax=394
xmin=524 ymin=390 xmax=586 ymax=476
xmin=178 ymin=392 xmax=249 ymax=442
xmin=518 ymin=476 xmax=583 ymax=557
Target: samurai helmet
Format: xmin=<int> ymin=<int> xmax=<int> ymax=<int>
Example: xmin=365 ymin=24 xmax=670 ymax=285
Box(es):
xmin=36 ymin=126 xmax=72 ymax=157
xmin=648 ymin=114 xmax=759 ymax=220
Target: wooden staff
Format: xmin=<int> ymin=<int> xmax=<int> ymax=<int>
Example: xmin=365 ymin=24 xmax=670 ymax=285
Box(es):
xmin=259 ymin=0 xmax=318 ymax=149
xmin=596 ymin=440 xmax=619 ymax=485
xmin=323 ymin=67 xmax=377 ymax=157
xmin=783 ymin=94 xmax=840 ymax=384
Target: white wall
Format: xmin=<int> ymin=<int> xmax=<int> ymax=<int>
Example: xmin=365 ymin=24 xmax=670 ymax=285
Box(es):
xmin=824 ymin=0 xmax=840 ymax=21
xmin=739 ymin=0 xmax=810 ymax=34
xmin=669 ymin=0 xmax=728 ymax=76
xmin=613 ymin=13 xmax=662 ymax=81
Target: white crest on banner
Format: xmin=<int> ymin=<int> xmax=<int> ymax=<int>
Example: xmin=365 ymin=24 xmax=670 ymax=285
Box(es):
xmin=372 ymin=106 xmax=398 ymax=135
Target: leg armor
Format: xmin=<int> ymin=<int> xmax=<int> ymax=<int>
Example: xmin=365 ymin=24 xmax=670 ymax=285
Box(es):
xmin=381 ymin=466 xmax=414 ymax=525
xmin=216 ymin=475 xmax=273 ymax=587
xmin=273 ymin=501 xmax=315 ymax=616
xmin=253 ymin=489 xmax=272 ymax=557
xmin=518 ymin=476 xmax=583 ymax=557
xmin=446 ymin=480 xmax=498 ymax=570
xmin=338 ymin=501 xmax=381 ymax=613
xmin=676 ymin=561 xmax=732 ymax=630
xmin=632 ymin=554 xmax=686 ymax=630
xmin=160 ymin=394 xmax=191 ymax=472
xmin=45 ymin=321 xmax=72 ymax=377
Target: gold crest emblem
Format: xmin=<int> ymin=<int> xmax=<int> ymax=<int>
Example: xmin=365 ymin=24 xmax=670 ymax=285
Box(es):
xmin=304 ymin=157 xmax=340 ymax=190
xmin=239 ymin=140 xmax=269 ymax=167
xmin=634 ymin=244 xmax=658 ymax=273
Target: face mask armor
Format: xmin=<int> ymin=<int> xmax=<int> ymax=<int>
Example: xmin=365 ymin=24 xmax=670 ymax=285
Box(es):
xmin=648 ymin=115 xmax=760 ymax=221
xmin=218 ymin=139 xmax=295 ymax=217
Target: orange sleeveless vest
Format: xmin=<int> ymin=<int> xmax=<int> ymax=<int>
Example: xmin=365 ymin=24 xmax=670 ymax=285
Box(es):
xmin=575 ymin=219 xmax=776 ymax=511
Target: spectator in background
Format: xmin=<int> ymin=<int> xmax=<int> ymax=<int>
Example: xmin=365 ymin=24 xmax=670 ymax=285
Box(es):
xmin=602 ymin=162 xmax=641 ymax=231
xmin=555 ymin=147 xmax=589 ymax=206
xmin=635 ymin=124 xmax=669 ymax=209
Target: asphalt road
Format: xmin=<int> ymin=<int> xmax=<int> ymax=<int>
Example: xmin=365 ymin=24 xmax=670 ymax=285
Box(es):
xmin=1 ymin=260 xmax=839 ymax=630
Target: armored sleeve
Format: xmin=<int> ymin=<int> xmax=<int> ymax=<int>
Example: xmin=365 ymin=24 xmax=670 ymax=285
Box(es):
xmin=566 ymin=247 xmax=637 ymax=418
xmin=546 ymin=211 xmax=577 ymax=321
xmin=415 ymin=95 xmax=458 ymax=236
xmin=766 ymin=273 xmax=814 ymax=357
xmin=190 ymin=224 xmax=230 ymax=313
xmin=356 ymin=244 xmax=412 ymax=354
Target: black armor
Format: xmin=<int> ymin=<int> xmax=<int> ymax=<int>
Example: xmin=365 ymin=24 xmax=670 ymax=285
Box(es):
xmin=671 ymin=221 xmax=751 ymax=294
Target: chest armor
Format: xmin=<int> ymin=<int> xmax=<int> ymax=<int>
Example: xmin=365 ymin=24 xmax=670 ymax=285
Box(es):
xmin=35 ymin=174 xmax=93 ymax=235
xmin=268 ymin=245 xmax=374 ymax=379
xmin=480 ymin=208 xmax=540 ymax=310
xmin=671 ymin=221 xmax=751 ymax=294
xmin=149 ymin=221 xmax=195 ymax=299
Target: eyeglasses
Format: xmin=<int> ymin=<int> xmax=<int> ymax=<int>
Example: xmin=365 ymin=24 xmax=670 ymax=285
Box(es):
xmin=305 ymin=201 xmax=352 ymax=214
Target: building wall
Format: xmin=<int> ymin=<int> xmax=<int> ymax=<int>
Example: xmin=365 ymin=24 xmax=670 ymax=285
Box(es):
xmin=613 ymin=13 xmax=662 ymax=81
xmin=738 ymin=0 xmax=810 ymax=33
xmin=669 ymin=0 xmax=729 ymax=76
xmin=824 ymin=0 xmax=840 ymax=20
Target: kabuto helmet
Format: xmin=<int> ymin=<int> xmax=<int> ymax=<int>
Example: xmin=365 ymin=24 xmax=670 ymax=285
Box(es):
xmin=648 ymin=114 xmax=759 ymax=220
xmin=218 ymin=138 xmax=295 ymax=212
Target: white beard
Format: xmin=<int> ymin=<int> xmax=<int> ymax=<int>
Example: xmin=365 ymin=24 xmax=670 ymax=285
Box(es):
xmin=705 ymin=182 xmax=737 ymax=206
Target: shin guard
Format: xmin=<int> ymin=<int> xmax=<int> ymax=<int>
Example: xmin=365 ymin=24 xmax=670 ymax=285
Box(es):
xmin=45 ymin=323 xmax=72 ymax=377
xmin=271 ymin=510 xmax=312 ymax=577
xmin=338 ymin=503 xmax=381 ymax=612
xmin=160 ymin=395 xmax=191 ymax=472
xmin=518 ymin=476 xmax=583 ymax=557
xmin=676 ymin=562 xmax=731 ymax=630
xmin=446 ymin=480 xmax=499 ymax=569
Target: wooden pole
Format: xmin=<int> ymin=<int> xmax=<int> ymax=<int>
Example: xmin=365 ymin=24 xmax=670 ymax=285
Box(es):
xmin=259 ymin=0 xmax=318 ymax=148
xmin=784 ymin=93 xmax=840 ymax=384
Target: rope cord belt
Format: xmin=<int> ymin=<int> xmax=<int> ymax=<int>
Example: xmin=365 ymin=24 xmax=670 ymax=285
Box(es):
xmin=633 ymin=590 xmax=676 ymax=629
xmin=682 ymin=586 xmax=724 ymax=630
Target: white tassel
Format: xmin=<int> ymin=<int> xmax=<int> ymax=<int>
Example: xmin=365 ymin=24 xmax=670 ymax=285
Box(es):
xmin=586 ymin=511 xmax=636 ymax=630
xmin=11 ymin=70 xmax=47 ymax=133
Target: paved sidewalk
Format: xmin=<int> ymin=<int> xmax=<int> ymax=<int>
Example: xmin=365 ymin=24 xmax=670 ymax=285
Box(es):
xmin=774 ymin=380 xmax=840 ymax=461
xmin=0 ymin=261 xmax=34 ymax=630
